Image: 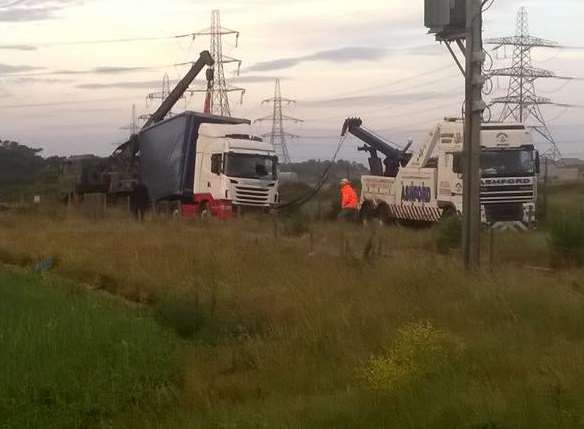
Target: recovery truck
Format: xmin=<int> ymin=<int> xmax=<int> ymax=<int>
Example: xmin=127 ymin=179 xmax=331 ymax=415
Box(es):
xmin=342 ymin=117 xmax=539 ymax=230
xmin=60 ymin=50 xmax=279 ymax=217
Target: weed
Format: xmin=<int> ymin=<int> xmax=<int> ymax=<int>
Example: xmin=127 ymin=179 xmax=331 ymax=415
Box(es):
xmin=436 ymin=215 xmax=462 ymax=254
xmin=549 ymin=212 xmax=584 ymax=267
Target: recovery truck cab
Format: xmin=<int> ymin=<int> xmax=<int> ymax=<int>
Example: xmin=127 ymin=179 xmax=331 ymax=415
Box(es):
xmin=354 ymin=118 xmax=539 ymax=230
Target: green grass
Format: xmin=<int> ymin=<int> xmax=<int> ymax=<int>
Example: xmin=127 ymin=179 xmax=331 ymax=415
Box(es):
xmin=0 ymin=269 xmax=181 ymax=429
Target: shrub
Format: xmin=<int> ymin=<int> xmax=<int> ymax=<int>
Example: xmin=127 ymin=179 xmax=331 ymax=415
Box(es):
xmin=436 ymin=215 xmax=462 ymax=254
xmin=281 ymin=211 xmax=311 ymax=237
xmin=549 ymin=212 xmax=584 ymax=268
xmin=359 ymin=321 xmax=463 ymax=391
xmin=154 ymin=289 xmax=207 ymax=339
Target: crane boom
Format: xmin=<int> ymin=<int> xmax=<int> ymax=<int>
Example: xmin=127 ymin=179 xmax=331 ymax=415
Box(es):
xmin=341 ymin=117 xmax=412 ymax=177
xmin=144 ymin=50 xmax=214 ymax=129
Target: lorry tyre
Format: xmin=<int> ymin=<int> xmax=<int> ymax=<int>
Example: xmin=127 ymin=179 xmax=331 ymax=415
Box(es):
xmin=441 ymin=206 xmax=457 ymax=219
xmin=199 ymin=202 xmax=211 ymax=218
xmin=360 ymin=201 xmax=377 ymax=225
xmin=378 ymin=204 xmax=395 ymax=226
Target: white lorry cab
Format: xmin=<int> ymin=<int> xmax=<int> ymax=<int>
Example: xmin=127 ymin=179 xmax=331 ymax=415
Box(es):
xmin=353 ymin=118 xmax=539 ymax=230
xmin=194 ymin=124 xmax=279 ymax=215
xmin=138 ymin=111 xmax=279 ymax=219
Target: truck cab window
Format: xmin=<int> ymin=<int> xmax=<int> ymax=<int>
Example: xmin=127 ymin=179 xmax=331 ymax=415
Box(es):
xmin=211 ymin=154 xmax=223 ymax=175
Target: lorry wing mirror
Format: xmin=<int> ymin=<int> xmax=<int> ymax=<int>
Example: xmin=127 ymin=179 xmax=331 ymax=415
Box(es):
xmin=535 ymin=152 xmax=540 ymax=175
xmin=453 ymin=153 xmax=463 ymax=174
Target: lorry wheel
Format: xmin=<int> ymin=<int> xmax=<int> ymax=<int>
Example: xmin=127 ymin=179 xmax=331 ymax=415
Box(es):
xmin=378 ymin=204 xmax=395 ymax=226
xmin=360 ymin=202 xmax=377 ymax=226
xmin=441 ymin=206 xmax=457 ymax=219
xmin=199 ymin=202 xmax=211 ymax=218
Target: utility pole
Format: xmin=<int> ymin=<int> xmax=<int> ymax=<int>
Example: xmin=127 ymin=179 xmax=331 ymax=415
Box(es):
xmin=188 ymin=10 xmax=245 ymax=116
xmin=254 ymin=79 xmax=303 ymax=164
xmin=486 ymin=7 xmax=568 ymax=162
xmin=463 ymin=0 xmax=484 ymax=270
xmin=426 ymin=0 xmax=485 ymax=269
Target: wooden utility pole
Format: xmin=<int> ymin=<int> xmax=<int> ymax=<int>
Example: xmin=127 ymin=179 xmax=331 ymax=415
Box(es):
xmin=462 ymin=0 xmax=484 ymax=270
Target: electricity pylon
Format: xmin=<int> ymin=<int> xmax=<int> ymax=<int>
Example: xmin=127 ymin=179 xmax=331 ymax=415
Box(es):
xmin=255 ymin=79 xmax=303 ymax=164
xmin=189 ymin=10 xmax=245 ymax=116
xmin=486 ymin=7 xmax=568 ymax=161
xmin=120 ymin=104 xmax=139 ymax=136
xmin=139 ymin=73 xmax=185 ymax=123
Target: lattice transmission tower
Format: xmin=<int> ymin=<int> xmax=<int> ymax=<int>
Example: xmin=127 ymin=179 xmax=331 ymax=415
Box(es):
xmin=486 ymin=7 xmax=570 ymax=161
xmin=189 ymin=10 xmax=245 ymax=116
xmin=255 ymin=79 xmax=303 ymax=164
xmin=139 ymin=73 xmax=185 ymax=123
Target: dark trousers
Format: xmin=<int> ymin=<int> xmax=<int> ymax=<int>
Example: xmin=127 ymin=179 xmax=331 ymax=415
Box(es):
xmin=338 ymin=208 xmax=358 ymax=222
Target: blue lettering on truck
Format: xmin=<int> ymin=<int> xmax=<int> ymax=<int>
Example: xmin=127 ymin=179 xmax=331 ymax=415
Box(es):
xmin=401 ymin=185 xmax=432 ymax=203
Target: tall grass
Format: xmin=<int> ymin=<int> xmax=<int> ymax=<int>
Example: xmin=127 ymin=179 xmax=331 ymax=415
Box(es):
xmin=1 ymin=209 xmax=584 ymax=427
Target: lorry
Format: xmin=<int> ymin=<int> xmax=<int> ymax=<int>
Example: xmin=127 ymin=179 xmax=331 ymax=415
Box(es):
xmin=138 ymin=111 xmax=279 ymax=218
xmin=342 ymin=117 xmax=539 ymax=230
xmin=60 ymin=50 xmax=279 ymax=217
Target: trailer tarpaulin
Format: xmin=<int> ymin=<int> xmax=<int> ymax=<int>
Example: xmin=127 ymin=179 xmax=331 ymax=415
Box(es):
xmin=138 ymin=111 xmax=250 ymax=202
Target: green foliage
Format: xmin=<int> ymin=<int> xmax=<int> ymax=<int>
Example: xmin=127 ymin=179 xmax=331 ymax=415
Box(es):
xmin=359 ymin=321 xmax=463 ymax=391
xmin=436 ymin=214 xmax=462 ymax=254
xmin=0 ymin=270 xmax=180 ymax=429
xmin=154 ymin=289 xmax=208 ymax=339
xmin=549 ymin=212 xmax=584 ymax=267
xmin=281 ymin=210 xmax=311 ymax=236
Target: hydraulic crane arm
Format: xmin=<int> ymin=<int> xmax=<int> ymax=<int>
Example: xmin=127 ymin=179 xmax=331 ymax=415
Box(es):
xmin=143 ymin=50 xmax=214 ymax=129
xmin=341 ymin=117 xmax=412 ymax=177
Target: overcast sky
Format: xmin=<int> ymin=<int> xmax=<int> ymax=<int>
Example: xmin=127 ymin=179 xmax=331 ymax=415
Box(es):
xmin=0 ymin=0 xmax=583 ymax=163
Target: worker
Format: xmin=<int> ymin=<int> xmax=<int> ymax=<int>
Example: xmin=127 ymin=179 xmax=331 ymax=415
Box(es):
xmin=338 ymin=178 xmax=359 ymax=222
xmin=131 ymin=181 xmax=149 ymax=222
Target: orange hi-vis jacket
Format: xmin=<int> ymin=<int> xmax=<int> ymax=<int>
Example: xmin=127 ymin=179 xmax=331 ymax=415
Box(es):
xmin=341 ymin=184 xmax=359 ymax=209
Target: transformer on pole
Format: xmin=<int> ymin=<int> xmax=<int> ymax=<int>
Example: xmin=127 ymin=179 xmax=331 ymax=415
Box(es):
xmin=426 ymin=0 xmax=485 ymax=270
xmin=189 ymin=10 xmax=245 ymax=117
xmin=486 ymin=7 xmax=566 ymax=162
xmin=254 ymin=79 xmax=303 ymax=164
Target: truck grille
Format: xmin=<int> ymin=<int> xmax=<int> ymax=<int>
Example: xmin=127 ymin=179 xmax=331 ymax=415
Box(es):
xmin=484 ymin=204 xmax=524 ymax=223
xmin=234 ymin=185 xmax=270 ymax=207
xmin=480 ymin=185 xmax=534 ymax=205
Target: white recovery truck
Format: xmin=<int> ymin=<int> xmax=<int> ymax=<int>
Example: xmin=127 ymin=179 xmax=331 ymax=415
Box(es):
xmin=343 ymin=118 xmax=539 ymax=230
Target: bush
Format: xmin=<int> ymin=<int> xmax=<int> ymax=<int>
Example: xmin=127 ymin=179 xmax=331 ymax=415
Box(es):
xmin=154 ymin=290 xmax=208 ymax=339
xmin=281 ymin=211 xmax=311 ymax=237
xmin=436 ymin=215 xmax=462 ymax=254
xmin=549 ymin=212 xmax=584 ymax=268
xmin=359 ymin=321 xmax=463 ymax=391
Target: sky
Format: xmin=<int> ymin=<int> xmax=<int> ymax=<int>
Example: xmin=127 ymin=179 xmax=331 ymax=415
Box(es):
xmin=0 ymin=0 xmax=583 ymax=163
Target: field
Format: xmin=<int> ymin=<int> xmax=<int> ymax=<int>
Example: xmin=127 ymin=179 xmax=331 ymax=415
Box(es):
xmin=0 ymin=185 xmax=584 ymax=428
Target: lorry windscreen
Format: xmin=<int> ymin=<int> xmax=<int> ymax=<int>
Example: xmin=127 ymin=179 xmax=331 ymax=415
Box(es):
xmin=480 ymin=149 xmax=535 ymax=178
xmin=225 ymin=153 xmax=278 ymax=180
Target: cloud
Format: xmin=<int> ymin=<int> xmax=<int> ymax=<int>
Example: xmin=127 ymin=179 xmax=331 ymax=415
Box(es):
xmin=5 ymin=76 xmax=72 ymax=84
xmin=0 ymin=63 xmax=43 ymax=74
xmin=0 ymin=0 xmax=81 ymax=22
xmin=54 ymin=66 xmax=155 ymax=75
xmin=247 ymin=46 xmax=390 ymax=72
xmin=302 ymin=91 xmax=450 ymax=108
xmin=231 ymin=75 xmax=287 ymax=84
xmin=0 ymin=44 xmax=37 ymax=50
xmin=76 ymin=79 xmax=167 ymax=90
